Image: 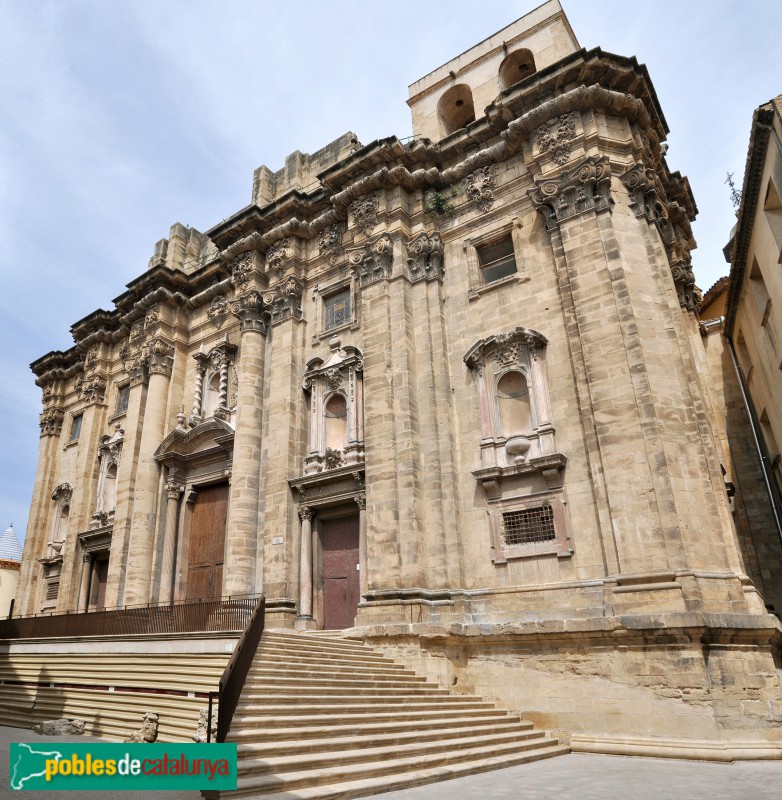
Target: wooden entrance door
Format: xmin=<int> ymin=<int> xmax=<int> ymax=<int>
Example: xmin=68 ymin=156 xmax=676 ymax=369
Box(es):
xmin=93 ymin=558 xmax=109 ymax=611
xmin=321 ymin=515 xmax=360 ymax=630
xmin=186 ymin=482 xmax=229 ymax=601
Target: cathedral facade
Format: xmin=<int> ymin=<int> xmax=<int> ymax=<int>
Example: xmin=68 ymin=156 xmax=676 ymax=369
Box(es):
xmin=16 ymin=1 xmax=782 ymax=757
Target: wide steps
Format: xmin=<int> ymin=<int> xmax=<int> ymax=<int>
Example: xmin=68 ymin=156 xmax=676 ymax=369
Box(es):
xmin=225 ymin=744 xmax=568 ymax=800
xmin=220 ymin=631 xmax=567 ymax=798
xmin=236 ymin=726 xmax=546 ymax=763
xmin=233 ymin=739 xmax=567 ymax=795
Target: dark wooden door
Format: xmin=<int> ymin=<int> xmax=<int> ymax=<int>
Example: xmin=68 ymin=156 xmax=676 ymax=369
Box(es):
xmin=94 ymin=558 xmax=109 ymax=611
xmin=321 ymin=515 xmax=360 ymax=630
xmin=187 ymin=482 xmax=229 ymax=601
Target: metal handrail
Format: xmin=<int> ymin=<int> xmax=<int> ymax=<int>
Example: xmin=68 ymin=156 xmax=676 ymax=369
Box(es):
xmin=207 ymin=595 xmax=266 ymax=743
xmin=0 ymin=595 xmax=261 ymax=640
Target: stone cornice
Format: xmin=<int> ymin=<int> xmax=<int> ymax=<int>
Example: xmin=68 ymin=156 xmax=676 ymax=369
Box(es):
xmin=208 ymin=51 xmax=671 ymax=258
xmin=30 ymin=348 xmax=82 ymax=383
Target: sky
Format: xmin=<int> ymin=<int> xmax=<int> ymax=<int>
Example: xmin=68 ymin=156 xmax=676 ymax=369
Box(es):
xmin=1 ymin=0 xmax=780 ymax=544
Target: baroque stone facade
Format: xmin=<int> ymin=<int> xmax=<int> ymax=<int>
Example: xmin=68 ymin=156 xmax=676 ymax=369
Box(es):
xmin=16 ymin=0 xmax=782 ymax=760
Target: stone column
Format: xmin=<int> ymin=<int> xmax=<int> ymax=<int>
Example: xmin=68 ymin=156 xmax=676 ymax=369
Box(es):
xmin=159 ymin=479 xmax=184 ymax=603
xmin=78 ymin=553 xmax=93 ymax=613
xmin=123 ymin=339 xmax=174 ymax=606
xmin=226 ymin=291 xmax=267 ymax=596
xmin=356 ymin=494 xmax=367 ymax=597
xmin=297 ymin=506 xmax=313 ymax=622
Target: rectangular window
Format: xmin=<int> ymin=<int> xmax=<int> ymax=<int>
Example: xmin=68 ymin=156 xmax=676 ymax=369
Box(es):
xmin=324 ymin=288 xmax=351 ymax=331
xmin=116 ymin=384 xmax=130 ymax=415
xmin=70 ymin=413 xmax=83 ymax=441
xmin=501 ymin=505 xmax=556 ymax=546
xmin=477 ymin=236 xmax=517 ymax=284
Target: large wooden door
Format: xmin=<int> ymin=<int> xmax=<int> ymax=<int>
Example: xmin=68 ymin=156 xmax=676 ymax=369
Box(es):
xmin=321 ymin=515 xmax=360 ymax=630
xmin=186 ymin=482 xmax=229 ymax=601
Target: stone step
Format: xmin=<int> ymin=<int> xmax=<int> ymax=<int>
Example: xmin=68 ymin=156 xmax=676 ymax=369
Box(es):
xmin=227 ymin=713 xmax=526 ymax=743
xmin=230 ymin=706 xmax=506 ymax=728
xmin=233 ymin=698 xmax=494 ymax=716
xmin=244 ymin=663 xmax=413 ymax=679
xmin=231 ymin=739 xmax=568 ymax=796
xmin=241 ymin=675 xmax=430 ymax=690
xmin=235 ymin=724 xmax=545 ymax=760
xmin=257 ymin=638 xmax=389 ymax=655
xmin=251 ymin=651 xmax=404 ymax=669
xmin=235 ymin=690 xmax=470 ymax=707
xmin=238 ymin=684 xmax=448 ymax=698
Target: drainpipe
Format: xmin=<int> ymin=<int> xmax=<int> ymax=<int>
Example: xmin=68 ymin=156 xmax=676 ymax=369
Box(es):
xmin=726 ymin=335 xmax=782 ymax=548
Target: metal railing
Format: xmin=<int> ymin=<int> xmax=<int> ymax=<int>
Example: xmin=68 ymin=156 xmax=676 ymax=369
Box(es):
xmin=208 ymin=595 xmax=266 ymax=743
xmin=0 ymin=595 xmax=260 ymax=640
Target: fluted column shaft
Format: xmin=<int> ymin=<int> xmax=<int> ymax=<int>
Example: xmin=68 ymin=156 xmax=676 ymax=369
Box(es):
xmin=225 ymin=292 xmax=267 ymax=596
xmin=123 ymin=340 xmax=174 ymax=605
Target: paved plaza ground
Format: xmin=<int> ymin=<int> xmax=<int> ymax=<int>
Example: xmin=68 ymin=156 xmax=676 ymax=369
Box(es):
xmin=1 ymin=725 xmax=781 ymax=799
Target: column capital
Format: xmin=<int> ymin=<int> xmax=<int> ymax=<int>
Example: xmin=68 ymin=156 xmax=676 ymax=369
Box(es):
xmin=355 ymin=493 xmax=366 ymax=510
xmin=145 ymin=338 xmax=175 ymax=377
xmin=39 ymin=407 xmax=65 ymax=437
xmin=231 ymin=290 xmax=268 ymax=334
xmin=298 ymin=505 xmax=313 ymax=521
xmin=165 ymin=481 xmax=185 ymax=500
xmin=83 ymin=552 xmax=93 ymax=564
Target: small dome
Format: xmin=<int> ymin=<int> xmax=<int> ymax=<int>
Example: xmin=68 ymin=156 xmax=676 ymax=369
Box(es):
xmin=0 ymin=524 xmax=23 ymax=562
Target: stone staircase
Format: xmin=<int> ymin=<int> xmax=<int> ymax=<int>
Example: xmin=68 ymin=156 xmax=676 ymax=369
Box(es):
xmin=221 ymin=630 xmax=568 ymax=799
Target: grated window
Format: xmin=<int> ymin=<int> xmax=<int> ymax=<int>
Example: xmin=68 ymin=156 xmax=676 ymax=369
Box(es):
xmin=501 ymin=505 xmax=555 ymax=545
xmin=324 ymin=288 xmax=351 ymax=331
xmin=116 ymin=384 xmax=130 ymax=414
xmin=45 ymin=581 xmax=60 ymax=601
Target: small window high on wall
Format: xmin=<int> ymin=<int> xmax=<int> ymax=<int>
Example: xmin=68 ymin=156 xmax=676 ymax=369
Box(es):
xmin=438 ymin=84 xmax=476 ymax=136
xmin=499 ymin=48 xmax=536 ymax=89
xmin=324 ymin=287 xmax=351 ymax=332
xmin=477 ymin=237 xmax=517 ymax=284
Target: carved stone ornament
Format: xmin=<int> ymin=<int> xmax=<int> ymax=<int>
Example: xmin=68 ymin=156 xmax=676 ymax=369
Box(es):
xmin=466 ymin=165 xmax=496 ymax=212
xmin=317 ymin=224 xmax=344 ymax=265
xmin=144 ymin=338 xmax=175 ymax=377
xmin=206 ymin=295 xmax=229 ymax=329
xmin=405 ymin=232 xmax=444 ymax=283
xmin=265 ymin=237 xmax=294 ymax=274
xmin=39 ymin=407 xmax=65 ymax=437
xmin=51 ymin=483 xmax=73 ymax=503
xmin=349 ymin=191 xmax=381 ymax=233
xmin=124 ymin=356 xmax=146 ymax=387
xmin=230 ymin=290 xmax=268 ymax=334
xmin=230 ymin=252 xmax=253 ymax=292
xmin=620 ymin=162 xmax=665 ymax=224
xmin=124 ymin=712 xmax=159 ymax=744
xmin=80 ymin=375 xmax=107 ymax=405
xmin=464 ymin=327 xmax=548 ymax=372
xmin=144 ymin=304 xmax=161 ymax=333
xmin=529 ymin=155 xmax=613 ymax=231
xmin=661 ymin=204 xmax=698 ymax=311
xmin=348 ymin=233 xmax=393 ymax=288
xmin=323 ymin=448 xmax=344 ymax=470
xmin=263 ymin=276 xmax=304 ymax=325
xmin=41 ymin=381 xmax=55 ymax=405
xmin=534 ymin=111 xmax=578 ymax=165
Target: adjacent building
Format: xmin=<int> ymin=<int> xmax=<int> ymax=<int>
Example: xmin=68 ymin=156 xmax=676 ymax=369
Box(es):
xmin=14 ymin=1 xmax=782 ymax=758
